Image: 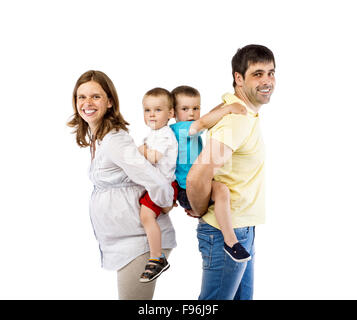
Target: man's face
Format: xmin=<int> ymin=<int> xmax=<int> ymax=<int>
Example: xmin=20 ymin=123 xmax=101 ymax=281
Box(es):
xmin=236 ymin=61 xmax=275 ymax=107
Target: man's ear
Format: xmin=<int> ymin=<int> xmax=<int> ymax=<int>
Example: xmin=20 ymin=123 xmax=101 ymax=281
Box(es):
xmin=234 ymin=72 xmax=244 ymax=87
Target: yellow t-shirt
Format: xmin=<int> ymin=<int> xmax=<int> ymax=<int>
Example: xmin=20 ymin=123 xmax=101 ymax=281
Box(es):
xmin=203 ymin=93 xmax=265 ymax=228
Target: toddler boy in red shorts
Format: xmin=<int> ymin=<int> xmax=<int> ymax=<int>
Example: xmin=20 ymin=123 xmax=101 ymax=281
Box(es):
xmin=137 ymin=87 xmax=178 ymax=283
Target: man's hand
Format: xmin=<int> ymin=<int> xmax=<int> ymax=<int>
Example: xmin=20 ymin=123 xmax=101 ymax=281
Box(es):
xmin=185 ymin=209 xmax=202 ymax=218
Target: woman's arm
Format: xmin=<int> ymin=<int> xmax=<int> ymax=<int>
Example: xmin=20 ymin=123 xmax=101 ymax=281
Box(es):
xmin=106 ymin=132 xmax=173 ymax=207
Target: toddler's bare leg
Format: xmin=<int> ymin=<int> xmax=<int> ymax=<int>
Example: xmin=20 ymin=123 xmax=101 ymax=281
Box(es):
xmin=140 ymin=205 xmax=162 ymax=257
xmin=211 ymin=181 xmax=238 ymax=247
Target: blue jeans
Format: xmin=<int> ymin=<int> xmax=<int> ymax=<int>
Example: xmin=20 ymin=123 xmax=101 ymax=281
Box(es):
xmin=197 ymin=221 xmax=255 ymax=300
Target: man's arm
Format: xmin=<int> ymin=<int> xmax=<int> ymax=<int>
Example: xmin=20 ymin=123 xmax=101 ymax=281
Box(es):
xmin=138 ymin=144 xmax=163 ymax=164
xmin=189 ymin=102 xmax=247 ymax=136
xmin=186 ymin=138 xmax=233 ymax=217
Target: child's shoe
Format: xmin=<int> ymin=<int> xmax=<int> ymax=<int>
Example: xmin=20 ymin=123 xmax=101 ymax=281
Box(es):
xmin=224 ymin=242 xmax=251 ymax=263
xmin=139 ymin=256 xmax=170 ymax=283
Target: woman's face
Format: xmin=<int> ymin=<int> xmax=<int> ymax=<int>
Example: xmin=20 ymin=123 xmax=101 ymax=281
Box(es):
xmin=76 ymin=81 xmax=112 ymax=132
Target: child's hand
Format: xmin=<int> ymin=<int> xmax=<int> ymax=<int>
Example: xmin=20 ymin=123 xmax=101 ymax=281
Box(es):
xmin=138 ymin=144 xmax=146 ymax=155
xmin=188 ymin=125 xmax=198 ymax=136
xmin=161 ymin=201 xmax=177 ymax=214
xmin=227 ymin=102 xmax=247 ymax=115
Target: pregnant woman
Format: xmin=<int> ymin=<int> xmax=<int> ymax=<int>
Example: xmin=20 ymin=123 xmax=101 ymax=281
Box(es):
xmin=67 ymin=70 xmax=176 ymax=299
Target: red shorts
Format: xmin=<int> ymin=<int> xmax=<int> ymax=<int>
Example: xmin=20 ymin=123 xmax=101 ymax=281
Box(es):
xmin=139 ymin=181 xmax=178 ymax=217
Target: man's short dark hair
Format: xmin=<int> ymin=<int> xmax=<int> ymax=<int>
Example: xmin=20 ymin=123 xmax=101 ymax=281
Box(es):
xmin=231 ymin=44 xmax=275 ymax=87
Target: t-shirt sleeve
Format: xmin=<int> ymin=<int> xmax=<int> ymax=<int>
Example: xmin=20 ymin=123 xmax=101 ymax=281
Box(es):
xmin=209 ymin=114 xmax=252 ymax=151
xmin=171 ymin=121 xmax=190 ymax=136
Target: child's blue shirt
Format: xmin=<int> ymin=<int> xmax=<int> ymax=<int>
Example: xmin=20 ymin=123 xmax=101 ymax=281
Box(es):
xmin=170 ymin=121 xmax=203 ymax=189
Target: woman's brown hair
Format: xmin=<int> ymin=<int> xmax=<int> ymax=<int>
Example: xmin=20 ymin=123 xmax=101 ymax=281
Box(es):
xmin=67 ymin=70 xmax=129 ymax=147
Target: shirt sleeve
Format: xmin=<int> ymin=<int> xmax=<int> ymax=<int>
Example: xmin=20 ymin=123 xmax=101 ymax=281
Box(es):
xmin=104 ymin=131 xmax=174 ymax=207
xmin=208 ymin=114 xmax=252 ymax=151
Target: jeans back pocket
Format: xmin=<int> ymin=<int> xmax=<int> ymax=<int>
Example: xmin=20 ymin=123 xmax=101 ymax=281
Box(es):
xmin=197 ymin=232 xmax=214 ymax=269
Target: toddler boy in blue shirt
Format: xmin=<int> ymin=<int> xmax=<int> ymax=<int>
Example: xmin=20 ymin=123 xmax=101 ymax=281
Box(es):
xmin=170 ymin=86 xmax=251 ymax=263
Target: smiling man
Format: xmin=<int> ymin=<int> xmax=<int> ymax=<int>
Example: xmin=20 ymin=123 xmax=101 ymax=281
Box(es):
xmin=186 ymin=44 xmax=276 ymax=300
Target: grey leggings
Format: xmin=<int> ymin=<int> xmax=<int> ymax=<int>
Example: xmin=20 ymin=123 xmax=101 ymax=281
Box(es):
xmin=117 ymin=249 xmax=172 ymax=300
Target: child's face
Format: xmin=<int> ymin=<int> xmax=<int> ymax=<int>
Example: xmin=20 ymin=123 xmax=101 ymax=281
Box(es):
xmin=143 ymin=95 xmax=174 ymax=130
xmin=174 ymin=94 xmax=201 ymax=122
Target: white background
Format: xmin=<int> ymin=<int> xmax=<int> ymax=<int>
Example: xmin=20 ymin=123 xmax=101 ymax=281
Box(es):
xmin=0 ymin=0 xmax=356 ymax=299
